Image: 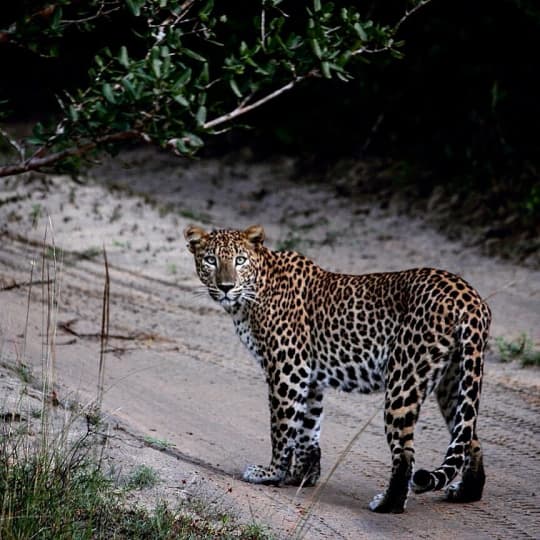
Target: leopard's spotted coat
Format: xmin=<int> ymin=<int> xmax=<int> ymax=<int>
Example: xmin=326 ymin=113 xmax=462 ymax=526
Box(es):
xmin=185 ymin=225 xmax=491 ymax=513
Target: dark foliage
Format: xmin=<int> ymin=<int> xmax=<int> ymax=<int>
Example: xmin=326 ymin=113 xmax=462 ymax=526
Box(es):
xmin=0 ymin=0 xmax=538 ymax=221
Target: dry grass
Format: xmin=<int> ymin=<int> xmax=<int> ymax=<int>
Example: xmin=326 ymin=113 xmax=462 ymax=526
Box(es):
xmin=0 ymin=222 xmax=273 ymax=540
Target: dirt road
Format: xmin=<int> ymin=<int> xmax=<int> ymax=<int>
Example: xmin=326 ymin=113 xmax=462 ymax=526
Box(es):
xmin=1 ymin=152 xmax=539 ymax=539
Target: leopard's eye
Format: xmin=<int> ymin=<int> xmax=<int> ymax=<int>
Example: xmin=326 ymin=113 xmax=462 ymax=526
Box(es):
xmin=235 ymin=255 xmax=247 ymax=266
xmin=203 ymin=255 xmax=217 ymax=266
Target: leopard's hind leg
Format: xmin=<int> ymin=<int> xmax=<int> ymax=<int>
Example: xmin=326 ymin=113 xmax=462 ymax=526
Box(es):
xmin=370 ymin=314 xmax=459 ymax=514
xmin=433 ymin=353 xmax=485 ymax=502
xmin=411 ymin=302 xmax=490 ymax=501
xmin=369 ymin=328 xmax=429 ymax=513
xmin=369 ymin=342 xmax=428 ymax=513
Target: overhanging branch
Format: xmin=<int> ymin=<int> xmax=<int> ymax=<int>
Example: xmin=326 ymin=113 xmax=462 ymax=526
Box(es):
xmin=0 ymin=130 xmax=141 ymax=178
xmin=203 ymin=75 xmax=309 ymax=131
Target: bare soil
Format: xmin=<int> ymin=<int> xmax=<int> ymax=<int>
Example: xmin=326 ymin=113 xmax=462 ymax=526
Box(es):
xmin=1 ymin=149 xmax=539 ymax=539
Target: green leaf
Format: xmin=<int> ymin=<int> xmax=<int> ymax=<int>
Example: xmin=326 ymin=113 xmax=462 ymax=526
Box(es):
xmin=198 ymin=0 xmax=214 ymax=21
xmin=125 ymin=0 xmax=144 ymax=16
xmin=152 ymin=58 xmax=162 ymax=78
xmin=173 ymin=94 xmax=189 ymax=107
xmin=354 ymin=22 xmax=368 ymax=41
xmin=119 ymin=46 xmax=129 ymax=68
xmin=102 ymin=83 xmax=116 ymax=104
xmin=175 ymin=68 xmax=192 ymax=87
xmin=184 ymin=132 xmax=204 ymax=148
xmin=199 ymin=62 xmax=209 ymax=84
xmin=26 ymin=136 xmax=46 ymax=146
xmin=122 ymin=78 xmax=138 ymax=99
xmin=196 ymin=105 xmax=207 ymax=126
xmin=311 ymin=38 xmax=322 ymax=59
xmin=162 ymin=56 xmax=171 ymax=78
xmin=51 ymin=6 xmax=62 ymax=30
xmin=174 ymin=138 xmax=188 ymax=153
xmin=229 ymin=78 xmax=242 ymax=98
xmin=182 ymin=48 xmax=206 ymax=62
xmin=321 ymin=61 xmax=331 ymax=78
xmin=68 ymin=105 xmax=79 ymax=122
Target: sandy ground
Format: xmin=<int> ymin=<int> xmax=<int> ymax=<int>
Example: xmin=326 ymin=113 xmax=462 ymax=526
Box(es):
xmin=0 ymin=149 xmax=539 ymax=539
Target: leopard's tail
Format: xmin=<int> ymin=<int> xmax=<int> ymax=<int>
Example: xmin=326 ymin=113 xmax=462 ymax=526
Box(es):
xmin=411 ymin=301 xmax=490 ymax=495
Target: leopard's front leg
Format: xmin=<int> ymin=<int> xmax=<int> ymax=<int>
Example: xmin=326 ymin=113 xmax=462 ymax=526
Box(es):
xmin=284 ymin=383 xmax=323 ymax=487
xmin=242 ymin=363 xmax=310 ymax=486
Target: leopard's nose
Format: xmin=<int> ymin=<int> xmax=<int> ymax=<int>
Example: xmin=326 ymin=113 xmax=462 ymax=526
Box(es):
xmin=218 ymin=283 xmax=235 ymax=294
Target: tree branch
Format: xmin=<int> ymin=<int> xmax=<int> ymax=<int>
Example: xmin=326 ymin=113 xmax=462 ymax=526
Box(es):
xmin=202 ymin=75 xmax=309 ymax=131
xmin=62 ymin=0 xmax=121 ymax=25
xmin=351 ymin=0 xmax=432 ymax=56
xmin=2 ymin=75 xmax=309 ymax=176
xmin=393 ymin=0 xmax=433 ymax=35
xmin=0 ymin=130 xmax=141 ymax=177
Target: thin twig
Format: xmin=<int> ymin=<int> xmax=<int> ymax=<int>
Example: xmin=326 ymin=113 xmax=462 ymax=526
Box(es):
xmin=203 ymin=75 xmax=308 ymax=130
xmin=260 ymin=8 xmax=266 ymax=50
xmin=361 ymin=112 xmax=385 ymax=155
xmin=1 ymin=279 xmax=53 ymax=291
xmin=58 ymin=319 xmax=169 ymax=342
xmin=393 ymin=0 xmax=433 ymax=35
xmin=351 ymin=0 xmax=432 ymax=56
xmin=0 ymin=130 xmax=142 ymax=178
xmin=62 ymin=0 xmax=121 ymax=24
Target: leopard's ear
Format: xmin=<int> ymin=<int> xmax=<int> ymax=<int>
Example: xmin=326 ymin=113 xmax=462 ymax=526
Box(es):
xmin=184 ymin=225 xmax=208 ymax=253
xmin=244 ymin=225 xmax=265 ymax=246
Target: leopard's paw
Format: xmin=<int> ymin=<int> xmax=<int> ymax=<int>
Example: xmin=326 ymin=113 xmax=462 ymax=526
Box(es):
xmin=284 ymin=472 xmax=319 ymax=487
xmin=368 ymin=492 xmax=406 ymax=514
xmin=445 ymin=480 xmax=483 ymax=503
xmin=242 ymin=464 xmax=283 ymax=486
xmin=284 ymin=463 xmax=320 ymax=487
xmin=284 ymin=446 xmax=321 ymax=487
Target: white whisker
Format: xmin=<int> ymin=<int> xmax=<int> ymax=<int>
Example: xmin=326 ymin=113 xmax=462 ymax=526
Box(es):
xmin=193 ymin=289 xmax=208 ymax=296
xmin=242 ymin=293 xmax=261 ymax=306
xmin=192 ymin=287 xmax=210 ymax=298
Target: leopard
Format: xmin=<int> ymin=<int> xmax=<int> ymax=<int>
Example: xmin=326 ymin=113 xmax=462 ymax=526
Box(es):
xmin=184 ymin=224 xmax=491 ymax=513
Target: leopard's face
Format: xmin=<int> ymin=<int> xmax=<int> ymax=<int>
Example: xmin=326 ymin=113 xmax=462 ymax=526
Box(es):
xmin=184 ymin=225 xmax=265 ymax=310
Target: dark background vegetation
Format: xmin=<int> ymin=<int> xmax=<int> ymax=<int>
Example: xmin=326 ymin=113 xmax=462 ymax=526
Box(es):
xmin=1 ymin=0 xmax=539 ymax=260
xmin=248 ymin=1 xmax=540 ymax=228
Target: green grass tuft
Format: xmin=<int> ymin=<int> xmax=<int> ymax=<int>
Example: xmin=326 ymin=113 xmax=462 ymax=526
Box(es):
xmin=0 ymin=439 xmax=111 ymax=539
xmin=143 ymin=435 xmax=174 ymax=451
xmin=0 ymin=421 xmax=273 ymax=539
xmin=127 ymin=464 xmax=159 ymax=490
xmin=495 ymin=333 xmax=540 ymax=367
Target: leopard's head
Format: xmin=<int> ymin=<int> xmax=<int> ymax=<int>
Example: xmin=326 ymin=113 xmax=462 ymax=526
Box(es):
xmin=184 ymin=225 xmax=265 ymax=310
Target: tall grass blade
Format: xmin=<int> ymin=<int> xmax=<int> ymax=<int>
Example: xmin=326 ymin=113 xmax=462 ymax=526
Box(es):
xmin=97 ymin=246 xmax=110 ymax=410
xmin=19 ymin=258 xmax=34 ymax=371
xmin=293 ymin=399 xmax=383 ymax=539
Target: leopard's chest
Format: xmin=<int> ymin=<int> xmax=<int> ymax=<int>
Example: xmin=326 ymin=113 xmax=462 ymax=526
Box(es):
xmin=233 ymin=316 xmax=266 ymax=366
